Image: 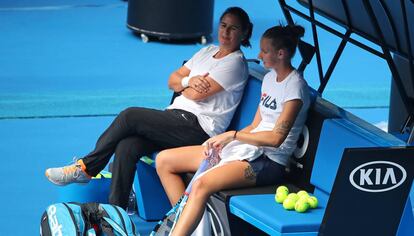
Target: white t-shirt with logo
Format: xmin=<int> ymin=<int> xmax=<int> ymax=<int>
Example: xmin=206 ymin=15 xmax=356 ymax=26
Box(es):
xmin=168 ymin=45 xmax=248 ymax=137
xmin=220 ymin=69 xmax=310 ymax=166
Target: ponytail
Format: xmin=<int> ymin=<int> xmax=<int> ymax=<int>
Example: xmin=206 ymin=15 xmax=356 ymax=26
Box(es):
xmin=241 ymin=22 xmax=253 ymax=47
xmin=262 ymin=24 xmax=305 ymax=58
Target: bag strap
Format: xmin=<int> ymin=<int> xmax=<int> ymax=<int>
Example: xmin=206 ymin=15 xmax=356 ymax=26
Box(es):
xmin=110 ymin=204 xmax=137 ymax=235
xmin=68 ymin=202 xmax=91 ymax=236
xmin=102 ymin=217 xmax=127 ymax=236
xmin=109 ymin=205 xmax=127 ymax=232
xmin=62 ymin=203 xmax=81 ymax=236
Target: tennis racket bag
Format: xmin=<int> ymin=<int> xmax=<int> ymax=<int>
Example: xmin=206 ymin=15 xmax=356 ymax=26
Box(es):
xmin=40 ymin=202 xmax=138 ymax=236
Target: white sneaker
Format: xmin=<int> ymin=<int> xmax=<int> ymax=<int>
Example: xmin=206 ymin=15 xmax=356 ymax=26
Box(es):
xmin=45 ymin=159 xmax=91 ymax=186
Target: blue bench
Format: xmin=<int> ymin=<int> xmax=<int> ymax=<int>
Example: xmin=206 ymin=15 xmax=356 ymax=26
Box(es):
xmin=228 ymin=97 xmax=408 ymax=235
xmin=133 ymin=60 xmax=413 ymax=235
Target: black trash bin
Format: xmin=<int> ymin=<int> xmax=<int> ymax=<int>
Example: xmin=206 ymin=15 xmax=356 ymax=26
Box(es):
xmin=127 ymin=0 xmax=214 ymax=44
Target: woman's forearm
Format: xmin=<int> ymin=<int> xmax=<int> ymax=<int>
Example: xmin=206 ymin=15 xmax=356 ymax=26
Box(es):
xmin=234 ymin=130 xmax=286 ymax=147
xmin=168 ymin=71 xmax=188 ymax=92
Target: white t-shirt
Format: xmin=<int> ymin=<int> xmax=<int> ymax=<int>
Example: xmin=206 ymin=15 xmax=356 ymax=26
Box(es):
xmin=168 ymin=45 xmax=248 ymax=137
xmin=220 ymin=69 xmax=310 ymax=166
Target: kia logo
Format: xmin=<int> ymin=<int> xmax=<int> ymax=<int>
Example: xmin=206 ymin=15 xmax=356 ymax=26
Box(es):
xmin=349 ymin=161 xmax=407 ymax=192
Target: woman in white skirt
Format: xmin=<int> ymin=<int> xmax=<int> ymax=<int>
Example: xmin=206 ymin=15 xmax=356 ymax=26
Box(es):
xmin=156 ymin=24 xmax=311 ymax=236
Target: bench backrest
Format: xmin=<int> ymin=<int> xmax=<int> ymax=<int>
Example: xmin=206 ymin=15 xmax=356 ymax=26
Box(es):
xmin=285 ymin=91 xmax=336 ymax=191
xmin=310 ymin=100 xmax=406 ymax=201
xmin=227 ymin=73 xmax=262 ymax=131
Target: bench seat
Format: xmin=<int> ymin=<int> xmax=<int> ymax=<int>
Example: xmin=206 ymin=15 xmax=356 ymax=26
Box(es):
xmin=229 ymin=193 xmax=327 ymax=235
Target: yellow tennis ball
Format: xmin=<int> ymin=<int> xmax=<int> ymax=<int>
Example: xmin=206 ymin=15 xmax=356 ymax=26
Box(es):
xmin=276 ymin=185 xmax=289 ymax=195
xmin=275 ymin=192 xmax=288 ymax=203
xmin=307 ymin=196 xmax=318 ymax=209
xmin=283 ymin=198 xmax=296 ymax=210
xmin=297 ymin=190 xmax=309 ymax=198
xmin=287 ymin=193 xmax=299 ymax=202
xmin=298 ymin=195 xmax=309 ymax=203
xmin=295 ymin=199 xmax=310 ymax=213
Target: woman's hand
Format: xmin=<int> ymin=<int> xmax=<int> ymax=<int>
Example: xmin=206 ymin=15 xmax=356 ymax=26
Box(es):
xmin=189 ymin=73 xmax=210 ymax=93
xmin=205 ymin=131 xmax=236 ymax=150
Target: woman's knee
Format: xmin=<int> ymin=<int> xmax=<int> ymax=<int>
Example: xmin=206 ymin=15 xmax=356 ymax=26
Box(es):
xmin=118 ymin=106 xmax=135 ymax=120
xmin=119 ymin=107 xmax=136 ymax=117
xmin=155 ymin=150 xmax=172 ymax=173
xmin=118 ymin=107 xmax=147 ymax=123
xmin=190 ymin=178 xmax=213 ymax=200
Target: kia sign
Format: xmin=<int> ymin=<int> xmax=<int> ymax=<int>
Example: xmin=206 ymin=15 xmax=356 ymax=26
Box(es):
xmin=349 ymin=161 xmax=407 ymax=192
xmin=320 ymin=147 xmax=414 ymax=236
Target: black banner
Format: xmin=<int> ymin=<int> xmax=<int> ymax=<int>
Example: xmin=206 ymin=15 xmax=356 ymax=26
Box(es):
xmin=319 ymin=146 xmax=414 ymax=236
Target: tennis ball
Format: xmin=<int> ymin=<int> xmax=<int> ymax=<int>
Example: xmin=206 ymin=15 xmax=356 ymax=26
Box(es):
xmin=295 ymin=199 xmax=310 ymax=213
xmin=287 ymin=193 xmax=299 ymax=202
xmin=297 ymin=190 xmax=309 ymax=198
xmin=275 ymin=192 xmax=288 ymax=203
xmin=283 ymin=198 xmax=296 ymax=210
xmin=276 ymin=185 xmax=289 ymax=195
xmin=307 ymin=196 xmax=318 ymax=209
xmin=298 ymin=195 xmax=309 ymax=203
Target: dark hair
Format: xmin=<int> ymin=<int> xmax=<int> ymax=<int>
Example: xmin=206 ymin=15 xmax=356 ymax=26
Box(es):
xmin=262 ymin=24 xmax=305 ymax=58
xmin=220 ymin=7 xmax=253 ymax=47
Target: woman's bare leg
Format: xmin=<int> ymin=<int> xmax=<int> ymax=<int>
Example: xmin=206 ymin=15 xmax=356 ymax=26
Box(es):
xmin=156 ymin=145 xmax=205 ymax=205
xmin=171 ymin=161 xmax=257 ymax=236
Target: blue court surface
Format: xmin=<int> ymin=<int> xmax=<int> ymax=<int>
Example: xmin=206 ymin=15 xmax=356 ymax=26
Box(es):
xmin=0 ymin=0 xmax=407 ymax=235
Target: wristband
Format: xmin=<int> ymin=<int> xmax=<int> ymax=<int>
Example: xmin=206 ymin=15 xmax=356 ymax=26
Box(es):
xmin=181 ymin=76 xmax=190 ymax=88
xmin=233 ymin=130 xmax=238 ymax=140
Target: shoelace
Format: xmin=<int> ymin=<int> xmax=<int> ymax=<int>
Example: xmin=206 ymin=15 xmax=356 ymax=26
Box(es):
xmin=61 ymin=157 xmax=83 ymax=180
xmin=62 ymin=164 xmax=82 ymax=177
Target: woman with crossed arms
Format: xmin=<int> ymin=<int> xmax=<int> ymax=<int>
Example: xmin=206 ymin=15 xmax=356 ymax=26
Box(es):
xmin=45 ymin=7 xmax=253 ymax=210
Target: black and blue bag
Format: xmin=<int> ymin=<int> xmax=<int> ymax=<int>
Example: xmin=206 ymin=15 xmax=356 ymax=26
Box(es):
xmin=40 ymin=202 xmax=138 ymax=236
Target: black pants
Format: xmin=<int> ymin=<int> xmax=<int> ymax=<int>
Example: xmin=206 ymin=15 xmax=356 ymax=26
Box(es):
xmin=82 ymin=107 xmax=209 ymax=209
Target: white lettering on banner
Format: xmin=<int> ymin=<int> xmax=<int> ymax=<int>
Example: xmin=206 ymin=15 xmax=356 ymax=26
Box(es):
xmin=382 ymin=168 xmax=397 ymax=185
xmin=359 ymin=168 xmax=397 ymax=186
xmin=349 ymin=161 xmax=406 ymax=193
xmin=47 ymin=205 xmax=63 ymax=236
xmin=359 ymin=168 xmax=373 ymax=185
